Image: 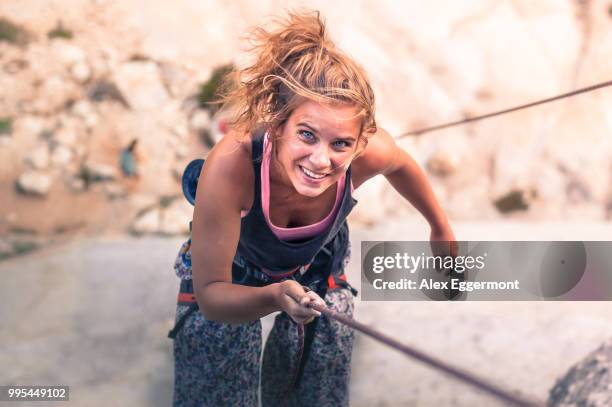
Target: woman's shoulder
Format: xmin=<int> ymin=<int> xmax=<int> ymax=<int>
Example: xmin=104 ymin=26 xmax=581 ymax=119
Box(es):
xmin=201 ymin=129 xmax=256 ymax=210
xmin=351 ymin=127 xmax=398 ymax=188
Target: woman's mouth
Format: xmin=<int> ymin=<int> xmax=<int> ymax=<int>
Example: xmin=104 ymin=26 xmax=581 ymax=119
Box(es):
xmin=298 ymin=165 xmax=328 ymax=181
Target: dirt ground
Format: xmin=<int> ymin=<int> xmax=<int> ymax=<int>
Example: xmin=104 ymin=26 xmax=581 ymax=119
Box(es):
xmin=1 ymin=220 xmax=612 ymax=406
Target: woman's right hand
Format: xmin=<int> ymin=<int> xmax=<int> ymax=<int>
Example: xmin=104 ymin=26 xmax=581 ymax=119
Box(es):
xmin=274 ymin=280 xmax=326 ymax=324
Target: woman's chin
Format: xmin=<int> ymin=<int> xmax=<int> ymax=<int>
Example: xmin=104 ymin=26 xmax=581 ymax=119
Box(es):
xmin=294 ymin=184 xmax=325 ymax=198
xmin=291 ymin=176 xmax=331 ymax=198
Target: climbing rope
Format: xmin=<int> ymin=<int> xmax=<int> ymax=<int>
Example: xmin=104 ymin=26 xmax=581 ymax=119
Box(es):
xmin=308 ymin=301 xmax=545 ymax=407
xmin=396 ymin=79 xmax=612 ymax=138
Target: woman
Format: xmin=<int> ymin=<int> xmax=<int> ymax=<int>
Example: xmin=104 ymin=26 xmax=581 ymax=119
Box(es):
xmin=170 ymin=11 xmax=455 ymax=407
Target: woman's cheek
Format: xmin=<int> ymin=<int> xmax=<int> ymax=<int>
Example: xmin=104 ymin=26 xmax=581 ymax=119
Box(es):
xmin=335 ymin=153 xmax=354 ymax=171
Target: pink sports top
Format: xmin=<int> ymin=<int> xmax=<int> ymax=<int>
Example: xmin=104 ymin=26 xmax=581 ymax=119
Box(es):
xmin=241 ymin=133 xmax=346 ymax=241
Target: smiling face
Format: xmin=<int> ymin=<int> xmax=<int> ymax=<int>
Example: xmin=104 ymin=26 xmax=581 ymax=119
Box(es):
xmin=271 ymin=100 xmax=363 ymax=198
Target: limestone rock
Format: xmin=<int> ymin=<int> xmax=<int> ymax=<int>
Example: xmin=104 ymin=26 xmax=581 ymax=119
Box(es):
xmin=84 ymin=162 xmax=117 ymax=182
xmin=50 ymin=145 xmax=73 ymax=168
xmin=131 ymin=208 xmax=161 ymax=235
xmin=28 ymin=75 xmax=79 ymax=115
xmin=427 ymin=149 xmax=460 ymax=176
xmin=174 ymin=144 xmax=188 ymax=159
xmin=103 ymin=182 xmax=127 ymax=200
xmin=129 ymin=194 xmax=159 ymax=212
xmin=160 ymin=199 xmax=191 ymax=236
xmin=113 ymin=61 xmax=169 ymax=110
xmin=70 ymin=100 xmax=94 ymax=118
xmin=16 ymin=171 xmax=52 ymax=196
xmin=25 ymin=145 xmax=50 ymax=170
xmin=14 ymin=116 xmax=46 ymax=139
xmin=549 ymin=338 xmax=612 ymax=407
xmin=70 ymin=61 xmax=92 ymax=83
xmin=50 ymin=40 xmax=86 ymax=67
xmin=189 ymin=110 xmax=211 ymax=131
xmin=70 ymin=99 xmax=99 ymax=127
xmin=158 ymin=62 xmax=191 ymax=97
xmin=66 ymin=176 xmax=86 ymax=192
xmin=53 ymin=125 xmax=79 ymax=147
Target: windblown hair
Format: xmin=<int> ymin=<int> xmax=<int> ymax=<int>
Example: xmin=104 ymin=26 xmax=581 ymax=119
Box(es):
xmin=218 ymin=11 xmax=377 ymax=143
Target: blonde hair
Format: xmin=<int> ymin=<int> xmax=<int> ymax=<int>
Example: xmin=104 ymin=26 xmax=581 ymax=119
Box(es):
xmin=218 ymin=11 xmax=377 ymax=145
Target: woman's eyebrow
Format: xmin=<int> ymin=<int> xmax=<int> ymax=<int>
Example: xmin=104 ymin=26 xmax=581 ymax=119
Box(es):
xmin=296 ymin=121 xmax=319 ymax=132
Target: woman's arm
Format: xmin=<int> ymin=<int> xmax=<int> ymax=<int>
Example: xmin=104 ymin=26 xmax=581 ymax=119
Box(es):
xmin=190 ymin=132 xmax=323 ymax=324
xmin=353 ymin=128 xmax=456 ymax=244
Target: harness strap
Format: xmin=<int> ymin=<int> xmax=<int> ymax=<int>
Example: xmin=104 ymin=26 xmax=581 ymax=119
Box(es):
xmin=168 ymin=279 xmax=199 ymax=339
xmin=291 ymin=281 xmax=329 ymax=390
xmin=168 ymin=302 xmax=198 ymax=339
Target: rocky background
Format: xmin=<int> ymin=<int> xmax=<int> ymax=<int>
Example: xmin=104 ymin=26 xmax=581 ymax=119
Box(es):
xmin=1 ymin=0 xmax=611 ymax=259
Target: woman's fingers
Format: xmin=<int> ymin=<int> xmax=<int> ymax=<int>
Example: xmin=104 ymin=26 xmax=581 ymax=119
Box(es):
xmin=283 ymin=282 xmax=308 ymax=303
xmin=305 ymin=290 xmax=326 ymax=310
xmin=278 ymin=281 xmax=325 ymax=323
xmin=287 ymin=306 xmax=317 ymax=324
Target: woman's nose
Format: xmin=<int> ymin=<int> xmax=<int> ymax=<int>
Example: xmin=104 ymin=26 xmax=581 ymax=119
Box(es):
xmin=309 ymin=145 xmax=331 ymax=169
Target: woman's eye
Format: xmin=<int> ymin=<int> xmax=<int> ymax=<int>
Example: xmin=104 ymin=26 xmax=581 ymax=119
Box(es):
xmin=333 ymin=140 xmax=350 ymax=149
xmin=298 ymin=130 xmax=315 ymax=142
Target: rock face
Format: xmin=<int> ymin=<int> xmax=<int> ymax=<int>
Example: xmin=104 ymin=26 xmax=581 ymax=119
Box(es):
xmin=25 ymin=145 xmax=50 ymax=170
xmin=113 ymin=61 xmax=169 ymax=110
xmin=549 ymin=339 xmax=612 ymax=407
xmin=16 ymin=171 xmax=52 ymax=196
xmin=1 ymin=1 xmax=611 ymax=239
xmin=83 ymin=162 xmax=117 ymax=182
xmin=131 ymin=208 xmax=161 ymax=235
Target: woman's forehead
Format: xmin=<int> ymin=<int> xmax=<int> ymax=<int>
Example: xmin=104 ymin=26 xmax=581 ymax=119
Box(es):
xmin=290 ymin=101 xmax=362 ymax=134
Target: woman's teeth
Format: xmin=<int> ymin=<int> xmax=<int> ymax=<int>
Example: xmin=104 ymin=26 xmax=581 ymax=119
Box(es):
xmin=300 ymin=166 xmax=327 ymax=179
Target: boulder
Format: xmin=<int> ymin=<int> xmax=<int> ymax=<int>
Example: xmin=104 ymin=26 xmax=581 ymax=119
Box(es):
xmin=70 ymin=100 xmax=94 ymax=118
xmin=549 ymin=339 xmax=612 ymax=407
xmin=53 ymin=125 xmax=78 ymax=147
xmin=69 ymin=100 xmax=99 ymax=129
xmin=27 ymin=75 xmax=80 ymax=115
xmin=16 ymin=171 xmax=52 ymax=196
xmin=50 ymin=40 xmax=86 ymax=67
xmin=50 ymin=145 xmax=73 ymax=168
xmin=160 ymin=199 xmax=192 ymax=236
xmin=113 ymin=61 xmax=169 ymax=110
xmin=14 ymin=115 xmax=46 ymax=139
xmin=84 ymin=162 xmax=118 ymax=182
xmin=131 ymin=208 xmax=161 ymax=235
xmin=25 ymin=145 xmax=50 ymax=170
xmin=70 ymin=61 xmax=92 ymax=83
xmin=158 ymin=61 xmax=191 ymax=97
